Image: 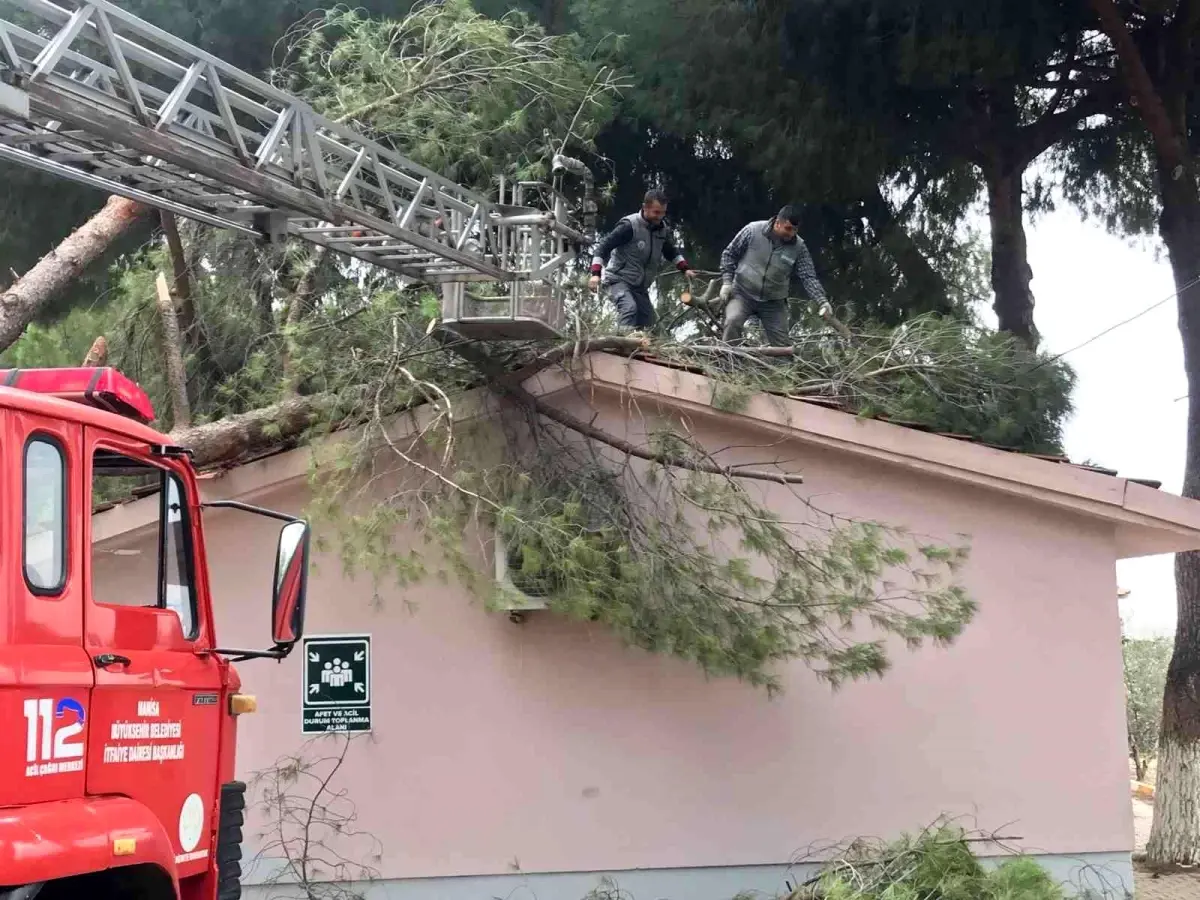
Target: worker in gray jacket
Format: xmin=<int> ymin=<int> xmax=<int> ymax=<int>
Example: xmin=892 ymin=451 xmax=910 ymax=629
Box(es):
xmin=589 ymin=189 xmax=695 ymax=330
xmin=719 ymin=205 xmax=831 ymax=346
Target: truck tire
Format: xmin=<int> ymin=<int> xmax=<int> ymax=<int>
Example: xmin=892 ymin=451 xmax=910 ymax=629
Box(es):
xmin=32 ymin=864 xmax=173 ymax=899
xmin=217 ymin=781 xmax=248 ymax=900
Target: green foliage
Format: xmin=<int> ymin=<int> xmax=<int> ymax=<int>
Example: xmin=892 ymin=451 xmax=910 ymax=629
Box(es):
xmin=2 ymin=228 xmax=280 ymax=429
xmin=317 ymin=415 xmax=975 ymax=694
xmin=120 ymin=0 xmax=409 ymax=75
xmin=1124 ymin=635 xmax=1173 ymax=783
xmin=278 ymin=0 xmax=621 ymax=189
xmin=0 ymin=303 xmax=110 ymax=371
xmin=296 ymin=308 xmax=1079 ymax=693
xmin=654 ymin=314 xmax=1075 ymax=455
xmin=1055 ymin=118 xmax=1160 ymax=240
xmin=793 ymin=822 xmax=1064 ymax=900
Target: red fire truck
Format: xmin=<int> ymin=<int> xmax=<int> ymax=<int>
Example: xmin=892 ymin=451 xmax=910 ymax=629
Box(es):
xmin=0 ymin=366 xmax=310 ymax=900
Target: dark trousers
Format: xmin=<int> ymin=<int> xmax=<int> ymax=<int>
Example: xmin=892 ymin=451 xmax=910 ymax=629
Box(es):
xmin=721 ymin=291 xmax=791 ymax=346
xmin=608 ymin=281 xmax=655 ymax=329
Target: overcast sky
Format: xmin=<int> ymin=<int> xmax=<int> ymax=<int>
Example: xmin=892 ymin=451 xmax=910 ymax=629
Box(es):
xmin=975 ymin=187 xmax=1184 ymax=639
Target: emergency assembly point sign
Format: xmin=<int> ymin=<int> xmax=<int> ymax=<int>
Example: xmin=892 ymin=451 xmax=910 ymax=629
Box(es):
xmin=301 ymin=634 xmax=371 ymax=734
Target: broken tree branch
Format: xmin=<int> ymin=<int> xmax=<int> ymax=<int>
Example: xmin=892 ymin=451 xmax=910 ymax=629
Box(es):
xmin=159 ymin=211 xmax=197 ymax=333
xmin=438 ymin=329 xmax=804 ymax=485
xmin=163 ymin=330 xmax=828 ymax=479
xmin=81 ymin=335 xmax=108 ymax=367
xmin=0 ymin=195 xmax=148 ymax=353
xmin=155 ymin=271 xmax=192 ymax=428
xmin=169 ymin=392 xmax=335 ymax=469
xmin=285 ymin=247 xmax=329 ymax=330
xmin=159 ymin=210 xmax=225 ymax=385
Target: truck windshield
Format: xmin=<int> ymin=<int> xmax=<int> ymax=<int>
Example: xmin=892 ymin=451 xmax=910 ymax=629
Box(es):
xmin=91 ymin=450 xmax=197 ymax=640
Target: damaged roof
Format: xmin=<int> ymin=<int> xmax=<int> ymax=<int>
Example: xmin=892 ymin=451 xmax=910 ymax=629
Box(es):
xmin=91 ymin=346 xmax=1163 ymax=518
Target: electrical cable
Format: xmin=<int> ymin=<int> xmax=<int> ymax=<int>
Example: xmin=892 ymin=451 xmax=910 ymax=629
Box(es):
xmin=1035 ymin=274 xmax=1200 ymax=370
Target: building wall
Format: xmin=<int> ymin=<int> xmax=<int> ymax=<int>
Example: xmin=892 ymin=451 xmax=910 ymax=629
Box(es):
xmin=96 ymin=395 xmax=1135 ymax=897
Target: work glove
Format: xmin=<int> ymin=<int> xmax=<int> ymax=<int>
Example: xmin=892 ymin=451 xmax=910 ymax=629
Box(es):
xmin=817 ymin=300 xmax=833 ymax=318
xmin=719 ymin=283 xmax=734 ymax=302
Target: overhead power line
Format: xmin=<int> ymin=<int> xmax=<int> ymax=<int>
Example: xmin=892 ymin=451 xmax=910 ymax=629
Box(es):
xmin=1030 ymin=274 xmax=1200 ymax=376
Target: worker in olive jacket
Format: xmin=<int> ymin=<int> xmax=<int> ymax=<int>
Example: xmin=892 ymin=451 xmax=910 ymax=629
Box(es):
xmin=589 ymin=189 xmax=695 ymax=330
xmin=719 ymin=205 xmax=831 ymax=346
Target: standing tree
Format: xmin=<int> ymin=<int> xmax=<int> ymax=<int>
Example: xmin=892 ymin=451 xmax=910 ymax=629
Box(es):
xmin=1081 ymin=0 xmax=1200 ymax=865
xmin=1125 ymin=635 xmax=1173 ymax=783
xmin=777 ymin=0 xmax=1117 ymax=346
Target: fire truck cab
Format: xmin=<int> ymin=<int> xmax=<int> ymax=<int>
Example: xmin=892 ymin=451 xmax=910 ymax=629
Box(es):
xmin=0 ymin=367 xmax=310 ymax=900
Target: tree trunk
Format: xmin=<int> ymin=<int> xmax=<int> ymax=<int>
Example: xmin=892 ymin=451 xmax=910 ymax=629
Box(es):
xmin=159 ymin=210 xmax=224 ymax=387
xmin=1131 ymin=741 xmax=1148 ymax=783
xmin=170 ymin=393 xmax=333 ymax=469
xmin=984 ymin=166 xmax=1038 ymax=347
xmin=1084 ymin=0 xmax=1200 ymax=865
xmin=862 ymin=188 xmax=954 ymax=317
xmin=541 ymin=0 xmax=566 ymax=32
xmin=0 ymin=195 xmax=147 ymax=353
xmin=285 ymin=248 xmax=328 ymax=330
xmin=1146 ymin=173 xmax=1200 ymax=866
xmin=159 ymin=212 xmax=197 ymax=336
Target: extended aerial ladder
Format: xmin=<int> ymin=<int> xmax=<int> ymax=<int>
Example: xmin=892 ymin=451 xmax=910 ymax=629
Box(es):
xmin=0 ymin=0 xmax=591 ymax=339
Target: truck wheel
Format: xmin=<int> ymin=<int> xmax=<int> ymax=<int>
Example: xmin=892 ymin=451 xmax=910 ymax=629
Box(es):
xmin=32 ymin=864 xmax=174 ymax=900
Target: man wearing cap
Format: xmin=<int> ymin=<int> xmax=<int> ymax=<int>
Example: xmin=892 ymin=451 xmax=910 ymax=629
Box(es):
xmin=589 ymin=189 xmax=695 ymax=331
xmin=718 ymin=205 xmax=831 ymax=346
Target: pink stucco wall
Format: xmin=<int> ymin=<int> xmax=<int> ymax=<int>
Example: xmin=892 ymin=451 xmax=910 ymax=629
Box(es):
xmin=160 ymin=387 xmax=1134 ymax=881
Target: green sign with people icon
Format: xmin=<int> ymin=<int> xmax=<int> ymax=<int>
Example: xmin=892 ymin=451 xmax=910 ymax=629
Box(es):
xmin=301 ymin=634 xmax=372 ymax=734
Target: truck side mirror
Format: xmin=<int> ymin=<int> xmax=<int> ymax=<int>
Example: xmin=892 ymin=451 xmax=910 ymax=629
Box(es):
xmin=272 ymin=520 xmax=309 ymax=647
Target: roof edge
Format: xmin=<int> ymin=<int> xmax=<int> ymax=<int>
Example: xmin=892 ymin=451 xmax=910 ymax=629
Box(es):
xmin=526 ymin=353 xmax=1200 ymax=560
xmin=93 ymin=351 xmax=1200 ymax=560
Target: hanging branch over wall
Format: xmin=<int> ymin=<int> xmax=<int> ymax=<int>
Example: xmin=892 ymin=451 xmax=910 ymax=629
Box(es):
xmin=302 ymin=320 xmax=987 ymax=693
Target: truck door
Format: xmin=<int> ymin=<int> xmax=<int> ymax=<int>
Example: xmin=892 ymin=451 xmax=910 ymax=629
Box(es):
xmin=1 ymin=411 xmax=92 ymax=807
xmin=83 ymin=429 xmax=222 ymax=878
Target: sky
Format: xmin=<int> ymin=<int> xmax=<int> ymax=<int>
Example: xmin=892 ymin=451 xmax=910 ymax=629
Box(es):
xmin=978 ymin=189 xmax=1185 ymax=639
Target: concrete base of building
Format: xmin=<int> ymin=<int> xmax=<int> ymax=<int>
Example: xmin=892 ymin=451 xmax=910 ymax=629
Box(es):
xmin=242 ymin=852 xmax=1134 ymax=899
